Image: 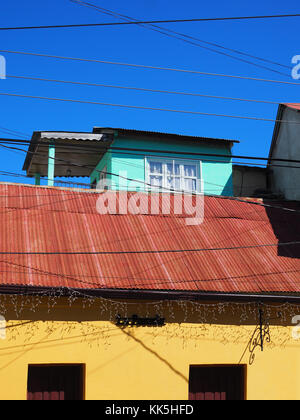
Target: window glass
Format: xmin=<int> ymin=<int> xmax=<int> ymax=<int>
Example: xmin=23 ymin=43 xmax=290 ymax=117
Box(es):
xmin=150 ymin=161 xmax=163 ymax=174
xmin=148 ymin=159 xmax=200 ymax=193
xmin=150 ymin=175 xmax=163 ymax=188
xmin=184 ymin=178 xmax=197 ymax=192
xmin=184 ymin=164 xmax=197 ymax=177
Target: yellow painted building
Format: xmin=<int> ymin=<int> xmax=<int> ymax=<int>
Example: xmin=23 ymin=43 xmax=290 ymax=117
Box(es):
xmin=1 ymin=183 xmax=300 ymax=400
xmin=1 ymin=295 xmax=300 ymax=400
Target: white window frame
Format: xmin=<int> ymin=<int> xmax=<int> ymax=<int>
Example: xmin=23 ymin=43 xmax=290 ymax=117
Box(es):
xmin=145 ymin=157 xmax=202 ymax=193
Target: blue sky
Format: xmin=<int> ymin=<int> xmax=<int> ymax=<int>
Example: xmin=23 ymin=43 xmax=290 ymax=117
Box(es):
xmin=0 ymin=0 xmax=299 ymax=185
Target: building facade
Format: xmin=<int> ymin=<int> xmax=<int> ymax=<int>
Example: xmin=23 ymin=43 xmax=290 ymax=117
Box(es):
xmin=268 ymin=103 xmax=300 ymax=201
xmin=23 ymin=128 xmax=237 ymax=197
xmin=0 ymin=183 xmax=300 ymax=400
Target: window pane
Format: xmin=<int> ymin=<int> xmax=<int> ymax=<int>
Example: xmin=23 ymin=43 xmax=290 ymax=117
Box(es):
xmin=184 ymin=164 xmax=197 ymax=177
xmin=174 ymin=177 xmax=181 ymax=190
xmin=166 ymin=176 xmax=174 ymax=190
xmin=150 ymin=162 xmax=163 ymax=174
xmin=184 ymin=178 xmax=197 ymax=192
xmin=166 ymin=163 xmax=173 ymax=176
xmin=150 ymin=175 xmax=163 ymax=188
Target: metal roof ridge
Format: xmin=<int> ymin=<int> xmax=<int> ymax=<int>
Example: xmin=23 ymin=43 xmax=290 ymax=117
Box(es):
xmin=93 ymin=127 xmax=240 ymax=143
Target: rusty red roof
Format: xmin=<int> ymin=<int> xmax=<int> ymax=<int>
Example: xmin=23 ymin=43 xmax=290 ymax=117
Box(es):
xmin=0 ymin=183 xmax=300 ymax=295
xmin=284 ymin=103 xmax=300 ymax=111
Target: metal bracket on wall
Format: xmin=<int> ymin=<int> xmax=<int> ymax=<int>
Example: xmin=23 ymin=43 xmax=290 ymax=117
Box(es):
xmin=248 ymin=306 xmax=282 ymax=365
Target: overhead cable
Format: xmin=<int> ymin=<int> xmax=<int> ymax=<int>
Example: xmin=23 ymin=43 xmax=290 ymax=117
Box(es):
xmin=1 ymin=49 xmax=300 ymax=86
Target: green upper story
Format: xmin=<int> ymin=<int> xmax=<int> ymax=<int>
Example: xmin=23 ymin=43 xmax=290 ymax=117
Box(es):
xmin=90 ymin=128 xmax=237 ymax=196
xmin=23 ymin=128 xmax=238 ymax=196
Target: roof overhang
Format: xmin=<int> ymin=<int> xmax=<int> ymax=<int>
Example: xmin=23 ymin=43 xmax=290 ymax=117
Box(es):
xmin=93 ymin=127 xmax=239 ymax=147
xmin=23 ymin=131 xmax=113 ymax=178
xmin=1 ymin=285 xmax=300 ymax=304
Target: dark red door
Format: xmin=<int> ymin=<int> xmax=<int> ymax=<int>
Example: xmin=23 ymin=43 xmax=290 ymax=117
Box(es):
xmin=189 ymin=365 xmax=245 ymax=401
xmin=27 ymin=365 xmax=84 ymax=401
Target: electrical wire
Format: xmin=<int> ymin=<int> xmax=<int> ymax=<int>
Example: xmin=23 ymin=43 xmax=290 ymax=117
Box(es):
xmin=2 ymin=91 xmax=300 ymax=124
xmin=0 ymin=125 xmax=30 ymax=139
xmin=80 ymin=1 xmax=290 ymax=70
xmin=0 ymin=241 xmax=299 ymax=255
xmin=70 ymin=1 xmax=290 ymax=77
xmin=1 ymin=49 xmax=300 ymax=86
xmin=1 ymin=142 xmax=300 ymax=215
xmin=3 ymin=139 xmax=300 ymax=171
xmin=5 ymin=74 xmax=286 ymax=105
xmin=1 ymin=12 xmax=300 ymax=30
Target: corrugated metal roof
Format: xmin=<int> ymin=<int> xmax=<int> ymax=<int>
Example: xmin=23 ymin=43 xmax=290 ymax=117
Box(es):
xmin=93 ymin=127 xmax=239 ymax=144
xmin=284 ymin=103 xmax=300 ymax=111
xmin=23 ymin=131 xmax=110 ymax=173
xmin=0 ymin=183 xmax=300 ymax=294
xmin=39 ymin=132 xmax=105 ymax=141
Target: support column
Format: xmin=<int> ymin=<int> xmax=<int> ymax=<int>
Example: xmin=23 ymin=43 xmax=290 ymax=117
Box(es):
xmin=48 ymin=143 xmax=55 ymax=187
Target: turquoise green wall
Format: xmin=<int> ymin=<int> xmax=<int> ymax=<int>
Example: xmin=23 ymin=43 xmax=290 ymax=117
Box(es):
xmin=91 ymin=137 xmax=233 ymax=196
xmin=90 ymin=151 xmax=112 ymax=186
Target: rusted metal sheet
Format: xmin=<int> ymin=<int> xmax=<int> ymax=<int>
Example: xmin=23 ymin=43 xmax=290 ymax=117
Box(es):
xmin=284 ymin=103 xmax=300 ymax=111
xmin=0 ymin=184 xmax=300 ymax=294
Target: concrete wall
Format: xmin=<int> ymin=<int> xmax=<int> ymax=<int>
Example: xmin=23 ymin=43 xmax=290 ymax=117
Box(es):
xmin=233 ymin=165 xmax=267 ymax=197
xmin=91 ymin=136 xmax=233 ymax=196
xmin=269 ymin=107 xmax=300 ymax=201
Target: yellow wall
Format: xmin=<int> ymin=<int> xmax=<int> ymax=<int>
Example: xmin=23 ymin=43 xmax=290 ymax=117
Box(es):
xmin=0 ymin=296 xmax=300 ymax=400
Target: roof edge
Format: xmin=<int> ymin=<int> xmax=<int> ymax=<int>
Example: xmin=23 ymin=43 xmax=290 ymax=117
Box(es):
xmin=93 ymin=127 xmax=240 ymax=144
xmin=1 ymin=285 xmax=300 ymax=304
xmin=268 ymin=104 xmax=285 ymax=164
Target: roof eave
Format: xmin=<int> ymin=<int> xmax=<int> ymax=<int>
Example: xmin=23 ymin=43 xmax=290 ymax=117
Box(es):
xmin=1 ymin=285 xmax=300 ymax=304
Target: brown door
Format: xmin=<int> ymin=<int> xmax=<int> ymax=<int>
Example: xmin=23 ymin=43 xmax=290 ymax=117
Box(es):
xmin=189 ymin=365 xmax=245 ymax=401
xmin=27 ymin=365 xmax=84 ymax=401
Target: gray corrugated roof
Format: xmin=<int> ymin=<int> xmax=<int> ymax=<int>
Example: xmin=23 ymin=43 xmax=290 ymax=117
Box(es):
xmin=39 ymin=132 xmax=105 ymax=141
xmin=23 ymin=131 xmax=109 ymax=172
xmin=93 ymin=127 xmax=239 ymax=143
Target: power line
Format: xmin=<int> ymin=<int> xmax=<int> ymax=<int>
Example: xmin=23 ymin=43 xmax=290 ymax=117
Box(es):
xmin=1 ymin=142 xmax=300 ymax=215
xmin=2 ymin=91 xmax=300 ymax=124
xmin=1 ymin=49 xmax=300 ymax=86
xmin=5 ymin=74 xmax=287 ymax=105
xmin=71 ymin=1 xmax=290 ymax=77
xmin=78 ymin=1 xmax=290 ymax=71
xmin=2 ymin=137 xmax=300 ymax=172
xmin=3 ymin=142 xmax=300 ymax=178
xmin=0 ymin=170 xmax=91 ymax=188
xmin=2 ymin=138 xmax=300 ymax=166
xmin=0 ymin=241 xmax=299 ymax=255
xmin=0 ymin=125 xmax=29 ymax=139
xmin=1 ymin=13 xmax=300 ymax=30
xmin=0 ymin=168 xmax=299 ymax=196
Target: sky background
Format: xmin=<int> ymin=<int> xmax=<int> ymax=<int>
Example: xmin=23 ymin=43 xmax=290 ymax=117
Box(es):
xmin=0 ymin=0 xmax=299 ymax=186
